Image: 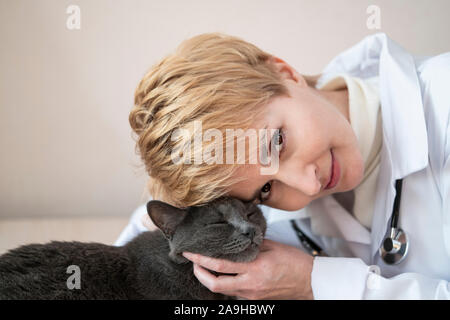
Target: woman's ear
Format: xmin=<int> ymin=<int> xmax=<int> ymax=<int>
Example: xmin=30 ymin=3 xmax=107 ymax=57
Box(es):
xmin=268 ymin=56 xmax=308 ymax=87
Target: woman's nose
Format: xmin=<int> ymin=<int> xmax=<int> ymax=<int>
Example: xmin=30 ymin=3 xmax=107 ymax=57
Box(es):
xmin=281 ymin=163 xmax=322 ymax=196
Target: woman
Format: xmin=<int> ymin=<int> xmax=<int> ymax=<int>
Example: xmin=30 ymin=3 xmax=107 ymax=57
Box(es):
xmin=116 ymin=32 xmax=450 ymax=299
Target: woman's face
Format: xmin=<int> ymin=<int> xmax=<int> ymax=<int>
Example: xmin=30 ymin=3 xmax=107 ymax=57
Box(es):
xmin=228 ymin=62 xmax=364 ymax=211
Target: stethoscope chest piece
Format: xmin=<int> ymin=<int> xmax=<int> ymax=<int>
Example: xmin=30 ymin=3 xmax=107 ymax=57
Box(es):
xmin=379 ymin=227 xmax=409 ymax=265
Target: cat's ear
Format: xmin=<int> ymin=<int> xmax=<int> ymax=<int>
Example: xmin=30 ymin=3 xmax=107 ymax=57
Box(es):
xmin=146 ymin=200 xmax=188 ymax=240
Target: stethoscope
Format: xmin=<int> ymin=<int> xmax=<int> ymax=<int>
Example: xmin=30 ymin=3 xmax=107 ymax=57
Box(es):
xmin=290 ymin=179 xmax=409 ymax=265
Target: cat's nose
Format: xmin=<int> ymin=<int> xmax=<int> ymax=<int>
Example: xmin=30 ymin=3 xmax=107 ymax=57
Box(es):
xmin=243 ymin=227 xmax=256 ymax=240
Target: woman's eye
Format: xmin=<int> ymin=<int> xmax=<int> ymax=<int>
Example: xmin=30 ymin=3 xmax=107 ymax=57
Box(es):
xmin=260 ymin=182 xmax=272 ymax=202
xmin=273 ymin=129 xmax=284 ymax=152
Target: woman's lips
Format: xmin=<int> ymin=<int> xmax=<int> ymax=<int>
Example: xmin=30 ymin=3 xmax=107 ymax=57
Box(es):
xmin=325 ymin=149 xmax=340 ymax=190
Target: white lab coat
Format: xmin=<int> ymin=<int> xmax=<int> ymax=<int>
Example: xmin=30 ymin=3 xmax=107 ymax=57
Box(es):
xmin=115 ymin=33 xmax=450 ymax=299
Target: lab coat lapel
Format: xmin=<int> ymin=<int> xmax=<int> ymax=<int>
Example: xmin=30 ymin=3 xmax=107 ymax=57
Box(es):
xmin=369 ymin=35 xmax=429 ymax=258
xmin=307 ymin=195 xmax=372 ymax=244
xmin=319 ymin=33 xmax=429 ymax=257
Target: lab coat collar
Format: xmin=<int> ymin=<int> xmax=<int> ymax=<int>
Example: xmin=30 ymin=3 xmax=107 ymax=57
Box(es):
xmin=322 ymin=33 xmax=429 ymax=179
xmin=314 ymin=33 xmax=429 ymax=252
xmin=369 ymin=34 xmax=429 ymax=258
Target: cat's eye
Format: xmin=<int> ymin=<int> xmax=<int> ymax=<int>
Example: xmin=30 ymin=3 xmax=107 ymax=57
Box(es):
xmin=209 ymin=221 xmax=228 ymax=227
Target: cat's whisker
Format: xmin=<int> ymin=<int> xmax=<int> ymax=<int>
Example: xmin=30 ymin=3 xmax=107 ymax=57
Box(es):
xmin=222 ymin=238 xmax=253 ymax=253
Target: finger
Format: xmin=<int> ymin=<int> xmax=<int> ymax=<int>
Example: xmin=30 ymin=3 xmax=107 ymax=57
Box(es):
xmin=193 ymin=263 xmax=246 ymax=295
xmin=183 ymin=252 xmax=247 ymax=274
xmin=260 ymin=239 xmax=277 ymax=251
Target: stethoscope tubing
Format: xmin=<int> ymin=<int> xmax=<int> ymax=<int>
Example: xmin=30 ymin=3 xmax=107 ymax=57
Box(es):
xmin=290 ymin=178 xmax=407 ymax=263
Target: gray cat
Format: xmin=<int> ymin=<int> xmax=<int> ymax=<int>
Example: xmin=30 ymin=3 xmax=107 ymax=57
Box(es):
xmin=0 ymin=197 xmax=266 ymax=300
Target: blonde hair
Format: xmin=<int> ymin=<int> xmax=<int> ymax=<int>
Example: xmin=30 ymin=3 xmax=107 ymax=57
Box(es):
xmin=130 ymin=32 xmax=290 ymax=207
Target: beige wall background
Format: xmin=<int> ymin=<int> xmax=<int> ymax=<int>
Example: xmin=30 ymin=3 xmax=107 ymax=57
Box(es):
xmin=0 ymin=0 xmax=449 ymax=242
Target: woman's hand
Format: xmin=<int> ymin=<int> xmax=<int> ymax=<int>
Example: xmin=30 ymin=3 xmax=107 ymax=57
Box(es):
xmin=182 ymin=239 xmax=315 ymax=300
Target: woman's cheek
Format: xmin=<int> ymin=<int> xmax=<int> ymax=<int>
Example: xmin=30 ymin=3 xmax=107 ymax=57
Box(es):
xmin=272 ymin=187 xmax=311 ymax=211
xmin=342 ymin=150 xmax=365 ymax=191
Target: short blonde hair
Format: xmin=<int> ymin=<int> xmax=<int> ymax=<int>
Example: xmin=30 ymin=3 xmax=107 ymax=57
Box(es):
xmin=130 ymin=32 xmax=289 ymax=207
